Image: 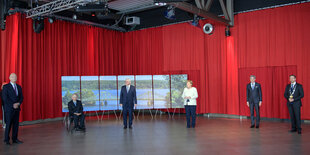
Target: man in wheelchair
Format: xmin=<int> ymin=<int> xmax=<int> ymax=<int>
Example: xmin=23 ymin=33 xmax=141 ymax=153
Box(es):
xmin=68 ymin=94 xmax=86 ymax=132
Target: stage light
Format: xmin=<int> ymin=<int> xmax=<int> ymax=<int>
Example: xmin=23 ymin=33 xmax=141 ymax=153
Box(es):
xmin=164 ymin=5 xmax=176 ymax=20
xmin=203 ymin=23 xmax=213 ymax=35
xmin=33 ymin=17 xmax=44 ymax=33
xmin=72 ymin=14 xmax=77 ymax=20
xmin=191 ymin=14 xmax=199 ymax=27
xmin=154 ymin=2 xmax=167 ymax=6
xmin=48 ymin=17 xmax=54 ymax=24
xmin=225 ymin=26 xmax=231 ymax=37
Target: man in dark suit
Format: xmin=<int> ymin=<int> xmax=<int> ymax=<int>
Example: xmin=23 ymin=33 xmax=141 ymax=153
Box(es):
xmin=246 ymin=75 xmax=262 ymax=128
xmin=284 ymin=75 xmax=304 ymax=134
xmin=1 ymin=82 xmax=7 ymax=129
xmin=2 ymin=73 xmax=24 ymax=145
xmin=120 ymin=78 xmax=137 ymax=129
xmin=68 ymin=94 xmax=85 ymax=131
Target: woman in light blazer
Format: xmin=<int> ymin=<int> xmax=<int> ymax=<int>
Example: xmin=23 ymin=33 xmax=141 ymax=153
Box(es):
xmin=182 ymin=80 xmax=198 ymax=128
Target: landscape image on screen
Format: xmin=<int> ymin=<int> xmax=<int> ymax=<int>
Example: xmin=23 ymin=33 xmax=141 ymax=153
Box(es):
xmin=99 ymin=76 xmax=118 ymax=110
xmin=171 ymin=74 xmax=188 ymax=108
xmin=153 ymin=75 xmax=171 ymax=109
xmin=118 ymin=75 xmax=135 ymax=106
xmin=61 ymin=76 xmax=80 ymax=112
xmin=135 ymin=75 xmax=153 ymax=109
xmin=81 ymin=76 xmax=100 ymax=111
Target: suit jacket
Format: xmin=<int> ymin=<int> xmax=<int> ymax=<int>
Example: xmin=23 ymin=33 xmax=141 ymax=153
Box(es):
xmin=246 ymin=82 xmax=262 ymax=104
xmin=284 ymin=83 xmax=304 ymax=106
xmin=68 ymin=100 xmax=83 ymax=116
xmin=2 ymin=83 xmax=23 ymax=112
xmin=120 ymin=85 xmax=137 ymax=108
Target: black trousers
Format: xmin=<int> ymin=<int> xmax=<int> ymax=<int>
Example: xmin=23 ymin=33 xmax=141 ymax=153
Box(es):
xmin=287 ymin=102 xmax=301 ymax=131
xmin=73 ymin=114 xmax=85 ymax=129
xmin=185 ymin=105 xmax=196 ymax=127
xmin=250 ymin=103 xmax=260 ymax=126
xmin=4 ymin=110 xmax=20 ymax=142
xmin=123 ymin=107 xmax=133 ymax=127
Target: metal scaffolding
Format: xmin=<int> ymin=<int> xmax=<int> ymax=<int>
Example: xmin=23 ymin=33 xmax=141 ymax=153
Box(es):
xmin=26 ymin=0 xmax=98 ymax=18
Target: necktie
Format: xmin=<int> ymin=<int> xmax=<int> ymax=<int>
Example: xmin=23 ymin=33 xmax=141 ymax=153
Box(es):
xmin=13 ymin=84 xmax=18 ymax=96
xmin=127 ymin=86 xmax=129 ymax=93
xmin=291 ymin=84 xmax=294 ymax=92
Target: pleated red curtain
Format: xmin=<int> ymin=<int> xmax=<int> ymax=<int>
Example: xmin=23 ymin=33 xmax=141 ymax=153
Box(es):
xmin=0 ymin=2 xmax=310 ymax=121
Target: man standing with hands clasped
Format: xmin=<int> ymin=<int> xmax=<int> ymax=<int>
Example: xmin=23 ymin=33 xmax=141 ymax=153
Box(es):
xmin=2 ymin=73 xmax=24 ymax=145
xmin=120 ymin=78 xmax=137 ymax=129
xmin=284 ymin=75 xmax=304 ymax=134
xmin=246 ymin=75 xmax=262 ymax=129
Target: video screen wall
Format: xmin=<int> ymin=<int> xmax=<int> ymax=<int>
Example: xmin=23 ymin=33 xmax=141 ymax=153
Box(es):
xmin=61 ymin=74 xmax=187 ymax=112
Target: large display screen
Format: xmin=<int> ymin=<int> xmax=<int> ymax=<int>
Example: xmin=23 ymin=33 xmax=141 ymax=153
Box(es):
xmin=81 ymin=76 xmax=100 ymax=111
xmin=153 ymin=75 xmax=171 ymax=109
xmin=99 ymin=76 xmax=118 ymax=110
xmin=61 ymin=76 xmax=80 ymax=112
xmin=171 ymin=74 xmax=188 ymax=108
xmin=135 ymin=75 xmax=153 ymax=109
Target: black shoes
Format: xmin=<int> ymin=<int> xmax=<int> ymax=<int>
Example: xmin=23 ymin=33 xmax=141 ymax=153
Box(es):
xmin=289 ymin=129 xmax=301 ymax=134
xmin=124 ymin=126 xmax=127 ymax=129
xmin=4 ymin=139 xmax=23 ymax=145
xmin=256 ymin=125 xmax=259 ymax=128
xmin=129 ymin=126 xmax=132 ymax=129
xmin=250 ymin=125 xmax=255 ymax=128
xmin=13 ymin=139 xmax=23 ymax=144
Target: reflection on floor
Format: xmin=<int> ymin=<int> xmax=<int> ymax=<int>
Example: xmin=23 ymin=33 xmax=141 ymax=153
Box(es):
xmin=0 ymin=115 xmax=309 ymax=155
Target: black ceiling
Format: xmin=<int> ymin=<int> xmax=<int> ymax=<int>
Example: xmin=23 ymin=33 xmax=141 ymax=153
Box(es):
xmin=10 ymin=0 xmax=309 ymax=31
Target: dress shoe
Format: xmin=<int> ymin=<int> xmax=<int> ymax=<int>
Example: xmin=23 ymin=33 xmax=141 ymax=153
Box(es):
xmin=289 ymin=129 xmax=297 ymax=132
xmin=123 ymin=126 xmax=127 ymax=129
xmin=4 ymin=141 xmax=11 ymax=145
xmin=129 ymin=126 xmax=132 ymax=129
xmin=13 ymin=140 xmax=23 ymax=144
xmin=256 ymin=125 xmax=259 ymax=128
xmin=250 ymin=125 xmax=255 ymax=128
xmin=187 ymin=126 xmax=191 ymax=128
xmin=298 ymin=131 xmax=302 ymax=134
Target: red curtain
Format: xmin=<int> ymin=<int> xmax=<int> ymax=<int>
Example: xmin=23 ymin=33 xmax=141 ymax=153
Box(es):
xmin=1 ymin=2 xmax=310 ymax=121
xmin=239 ymin=66 xmax=297 ymax=119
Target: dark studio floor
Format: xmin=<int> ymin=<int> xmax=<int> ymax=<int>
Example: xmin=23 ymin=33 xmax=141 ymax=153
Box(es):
xmin=0 ymin=115 xmax=310 ymax=155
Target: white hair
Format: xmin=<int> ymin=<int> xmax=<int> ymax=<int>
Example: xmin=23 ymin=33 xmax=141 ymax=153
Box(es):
xmin=125 ymin=78 xmax=131 ymax=82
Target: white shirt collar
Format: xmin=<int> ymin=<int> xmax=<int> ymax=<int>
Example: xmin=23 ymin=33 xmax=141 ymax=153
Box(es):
xmin=291 ymin=82 xmax=296 ymax=86
xmin=10 ymin=82 xmax=16 ymax=87
xmin=251 ymin=82 xmax=255 ymax=85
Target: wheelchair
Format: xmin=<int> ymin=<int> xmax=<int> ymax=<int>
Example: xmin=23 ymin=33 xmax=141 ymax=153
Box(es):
xmin=64 ymin=114 xmax=86 ymax=133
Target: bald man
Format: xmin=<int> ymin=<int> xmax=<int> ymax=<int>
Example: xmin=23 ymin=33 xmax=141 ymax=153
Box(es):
xmin=2 ymin=73 xmax=24 ymax=145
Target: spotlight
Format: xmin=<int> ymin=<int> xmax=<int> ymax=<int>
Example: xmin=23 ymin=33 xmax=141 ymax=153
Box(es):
xmin=203 ymin=23 xmax=213 ymax=35
xmin=164 ymin=5 xmax=175 ymax=20
xmin=225 ymin=26 xmax=231 ymax=37
xmin=155 ymin=2 xmax=167 ymax=6
xmin=33 ymin=17 xmax=44 ymax=33
xmin=48 ymin=17 xmax=54 ymax=24
xmin=0 ymin=0 xmax=9 ymax=31
xmin=191 ymin=14 xmax=200 ymax=27
xmin=72 ymin=14 xmax=77 ymax=20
